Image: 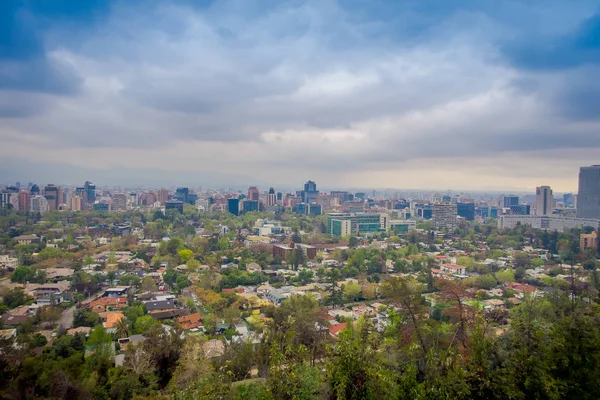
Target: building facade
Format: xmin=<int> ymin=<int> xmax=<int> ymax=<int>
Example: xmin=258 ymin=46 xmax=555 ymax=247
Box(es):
xmin=536 ymin=186 xmax=553 ymax=216
xmin=577 ymin=165 xmax=600 ymax=219
xmin=498 ymin=215 xmax=600 ymax=232
xmin=432 ymin=203 xmax=458 ymax=231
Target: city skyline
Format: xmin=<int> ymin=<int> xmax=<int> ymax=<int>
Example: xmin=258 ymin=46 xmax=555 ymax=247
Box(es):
xmin=1 ymin=1 xmax=600 ymax=191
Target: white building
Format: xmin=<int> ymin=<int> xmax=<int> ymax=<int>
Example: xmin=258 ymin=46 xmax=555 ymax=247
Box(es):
xmin=498 ymin=215 xmax=600 ymax=232
xmin=0 ymin=255 xmax=18 ymax=270
xmin=30 ymin=195 xmax=49 ymax=213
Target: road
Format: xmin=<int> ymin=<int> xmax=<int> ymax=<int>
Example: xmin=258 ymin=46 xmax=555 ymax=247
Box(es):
xmin=58 ymin=306 xmax=75 ymax=330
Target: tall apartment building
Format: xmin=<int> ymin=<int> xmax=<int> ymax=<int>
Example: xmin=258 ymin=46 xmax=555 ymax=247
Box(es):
xmin=71 ymin=196 xmax=82 ymax=211
xmin=158 ymin=188 xmax=169 ymax=205
xmin=535 ymin=186 xmax=553 ymax=216
xmin=301 ymin=181 xmax=319 ymax=203
xmin=577 ymin=165 xmax=600 ymax=219
xmin=18 ymin=190 xmax=30 ymax=212
xmin=266 ymin=188 xmax=277 ymax=206
xmin=44 ymin=184 xmax=61 ymax=211
xmin=111 ymin=193 xmax=128 ymax=210
xmin=432 ymin=203 xmax=458 ymax=231
xmin=580 ymin=231 xmax=598 ymax=252
xmin=247 ymin=186 xmax=260 ymax=201
xmin=31 ymin=195 xmax=49 ymax=214
xmin=503 ymin=195 xmax=519 ymax=208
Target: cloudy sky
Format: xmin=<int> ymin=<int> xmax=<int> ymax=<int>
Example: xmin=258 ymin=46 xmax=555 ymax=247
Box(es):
xmin=1 ymin=0 xmax=599 ymax=191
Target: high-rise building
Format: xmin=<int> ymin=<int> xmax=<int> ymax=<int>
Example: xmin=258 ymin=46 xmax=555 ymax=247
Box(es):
xmin=165 ymin=200 xmax=184 ymax=213
xmin=301 ymin=181 xmax=319 ymax=203
xmin=85 ymin=181 xmax=96 ymax=204
xmin=44 ymin=184 xmax=60 ymax=211
xmin=266 ymin=187 xmax=277 ymax=206
xmin=158 ymin=188 xmax=169 ymax=205
xmin=330 ymin=191 xmax=353 ymax=203
xmin=503 ymin=195 xmax=519 ymax=208
xmin=508 ymin=204 xmax=530 ymax=215
xmin=30 ymin=184 xmax=40 ymax=196
xmin=577 ymin=165 xmax=600 ymax=219
xmin=112 ymin=193 xmax=128 ymax=210
xmin=563 ymin=193 xmax=575 ymax=207
xmin=175 ymin=187 xmax=190 ymax=204
xmin=243 ymin=200 xmax=259 ymax=213
xmin=432 ymin=203 xmax=458 ymax=231
xmin=30 ymin=195 xmax=49 ymax=214
xmin=536 ymin=186 xmax=553 ymax=216
xmin=227 ymin=198 xmax=240 ymax=216
xmin=247 ymin=186 xmax=260 ymax=201
xmin=18 ymin=190 xmax=30 ymax=211
xmin=456 ymin=203 xmax=475 ymax=221
xmin=71 ymin=196 xmax=82 ymax=211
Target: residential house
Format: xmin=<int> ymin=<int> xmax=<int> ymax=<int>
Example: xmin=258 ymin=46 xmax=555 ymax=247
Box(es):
xmin=89 ymin=297 xmax=128 ymax=314
xmin=329 ymin=323 xmax=347 ymax=337
xmin=0 ymin=255 xmax=18 ymax=270
xmin=440 ymin=264 xmax=467 ymax=276
xmin=178 ymin=313 xmax=202 ymax=330
xmin=13 ymin=235 xmax=40 ymax=245
xmin=103 ymin=312 xmax=125 ymax=329
xmin=46 ymin=268 xmax=74 ymax=281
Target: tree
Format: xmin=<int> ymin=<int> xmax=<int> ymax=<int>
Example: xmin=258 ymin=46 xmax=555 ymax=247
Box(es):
xmin=106 ymin=270 xmax=117 ymax=286
xmin=163 ymin=268 xmax=178 ymax=288
xmin=343 ymin=282 xmax=361 ymax=302
xmin=83 ymin=255 xmax=94 ymax=266
xmin=2 ymin=288 xmax=28 ymax=309
xmin=291 ymin=231 xmax=302 ymax=244
xmin=32 ymin=333 xmax=48 ymax=347
xmin=74 ymin=308 xmax=100 ymax=327
xmin=123 ymin=342 xmax=156 ymax=378
xmin=134 ymin=315 xmax=160 ymax=334
xmin=178 ymin=249 xmax=193 ymax=263
xmin=115 ymin=317 xmax=131 ymax=339
xmin=170 ymin=335 xmax=211 ymax=390
xmin=107 ymin=252 xmax=118 ymax=264
xmin=10 ymin=266 xmax=35 ymax=283
xmin=141 ymin=276 xmax=158 ymax=293
xmin=299 ymin=269 xmax=314 ymax=284
xmin=348 ymin=236 xmax=359 ymax=248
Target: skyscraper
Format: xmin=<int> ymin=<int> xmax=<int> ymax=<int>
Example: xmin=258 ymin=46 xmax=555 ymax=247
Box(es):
xmin=18 ymin=190 xmax=30 ymax=212
xmin=71 ymin=196 xmax=82 ymax=211
xmin=175 ymin=187 xmax=190 ymax=204
xmin=301 ymin=180 xmax=319 ymax=203
xmin=247 ymin=186 xmax=260 ymax=201
xmin=85 ymin=181 xmax=96 ymax=204
xmin=577 ymin=165 xmax=600 ymax=219
xmin=243 ymin=200 xmax=259 ymax=213
xmin=503 ymin=195 xmax=519 ymax=208
xmin=158 ymin=188 xmax=169 ymax=205
xmin=266 ymin=187 xmax=277 ymax=206
xmin=432 ymin=203 xmax=458 ymax=231
xmin=30 ymin=195 xmax=49 ymax=214
xmin=44 ymin=184 xmax=60 ymax=211
xmin=535 ymin=186 xmax=553 ymax=216
xmin=227 ymin=198 xmax=240 ymax=216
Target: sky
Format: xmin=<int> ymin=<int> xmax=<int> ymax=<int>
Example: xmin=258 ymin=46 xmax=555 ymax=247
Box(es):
xmin=1 ymin=0 xmax=599 ymax=192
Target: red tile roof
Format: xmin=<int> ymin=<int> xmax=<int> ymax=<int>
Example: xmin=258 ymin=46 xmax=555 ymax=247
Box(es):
xmin=329 ymin=323 xmax=347 ymax=336
xmin=178 ymin=313 xmax=202 ymax=330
